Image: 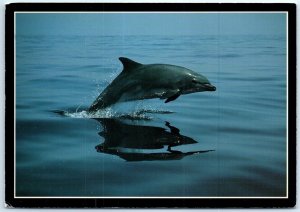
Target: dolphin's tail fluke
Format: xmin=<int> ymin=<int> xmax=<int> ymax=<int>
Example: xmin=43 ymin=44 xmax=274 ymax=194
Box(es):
xmin=89 ymin=93 xmax=119 ymax=112
xmin=88 ymin=104 xmax=100 ymax=112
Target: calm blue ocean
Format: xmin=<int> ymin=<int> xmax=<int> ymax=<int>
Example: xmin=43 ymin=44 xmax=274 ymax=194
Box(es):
xmin=16 ymin=34 xmax=287 ymax=197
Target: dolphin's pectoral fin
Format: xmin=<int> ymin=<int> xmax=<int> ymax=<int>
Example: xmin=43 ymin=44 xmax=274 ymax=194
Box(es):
xmin=165 ymin=92 xmax=181 ymax=103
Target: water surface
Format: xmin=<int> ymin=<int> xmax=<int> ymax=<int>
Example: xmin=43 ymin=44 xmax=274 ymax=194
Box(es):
xmin=16 ymin=34 xmax=287 ymax=197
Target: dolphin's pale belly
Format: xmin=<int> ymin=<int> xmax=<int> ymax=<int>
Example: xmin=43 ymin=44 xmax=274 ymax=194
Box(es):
xmin=118 ymin=85 xmax=174 ymax=102
xmin=89 ymin=81 xmax=172 ymax=110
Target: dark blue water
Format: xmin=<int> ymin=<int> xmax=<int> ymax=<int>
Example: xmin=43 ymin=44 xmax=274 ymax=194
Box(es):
xmin=16 ymin=34 xmax=287 ymax=197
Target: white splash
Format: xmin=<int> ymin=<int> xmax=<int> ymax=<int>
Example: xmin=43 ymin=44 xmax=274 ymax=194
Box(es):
xmin=59 ymin=105 xmax=173 ymax=121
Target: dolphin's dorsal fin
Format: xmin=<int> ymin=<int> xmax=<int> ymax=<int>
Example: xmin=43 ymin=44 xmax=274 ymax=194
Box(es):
xmin=119 ymin=57 xmax=142 ymax=72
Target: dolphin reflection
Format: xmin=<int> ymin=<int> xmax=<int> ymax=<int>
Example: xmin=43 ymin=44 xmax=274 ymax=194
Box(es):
xmin=94 ymin=118 xmax=214 ymax=162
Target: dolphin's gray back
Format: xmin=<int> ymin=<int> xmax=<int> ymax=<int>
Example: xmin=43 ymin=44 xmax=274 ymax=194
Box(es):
xmin=89 ymin=63 xmax=178 ymax=110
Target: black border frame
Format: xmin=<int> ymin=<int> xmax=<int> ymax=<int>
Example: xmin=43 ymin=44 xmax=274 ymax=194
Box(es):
xmin=5 ymin=3 xmax=296 ymax=208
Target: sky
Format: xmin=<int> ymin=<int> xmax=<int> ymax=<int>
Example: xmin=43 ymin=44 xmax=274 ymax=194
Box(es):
xmin=16 ymin=13 xmax=286 ymax=36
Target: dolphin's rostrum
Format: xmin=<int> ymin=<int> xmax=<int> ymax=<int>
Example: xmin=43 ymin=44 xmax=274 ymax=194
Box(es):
xmin=89 ymin=57 xmax=216 ymax=111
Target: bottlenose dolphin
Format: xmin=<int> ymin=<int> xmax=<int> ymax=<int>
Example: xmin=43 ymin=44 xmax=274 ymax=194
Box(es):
xmin=89 ymin=57 xmax=216 ymax=111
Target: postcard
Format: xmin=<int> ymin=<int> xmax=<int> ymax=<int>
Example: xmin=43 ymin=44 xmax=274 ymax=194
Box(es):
xmin=5 ymin=2 xmax=296 ymax=208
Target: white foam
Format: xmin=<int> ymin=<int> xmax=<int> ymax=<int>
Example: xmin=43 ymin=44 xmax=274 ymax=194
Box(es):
xmin=62 ymin=108 xmax=149 ymax=120
xmin=63 ymin=107 xmax=115 ymax=118
xmin=61 ymin=105 xmax=173 ymax=120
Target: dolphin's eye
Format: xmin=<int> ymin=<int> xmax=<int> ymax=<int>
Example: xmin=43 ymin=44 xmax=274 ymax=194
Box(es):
xmin=192 ymin=79 xmax=198 ymax=84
